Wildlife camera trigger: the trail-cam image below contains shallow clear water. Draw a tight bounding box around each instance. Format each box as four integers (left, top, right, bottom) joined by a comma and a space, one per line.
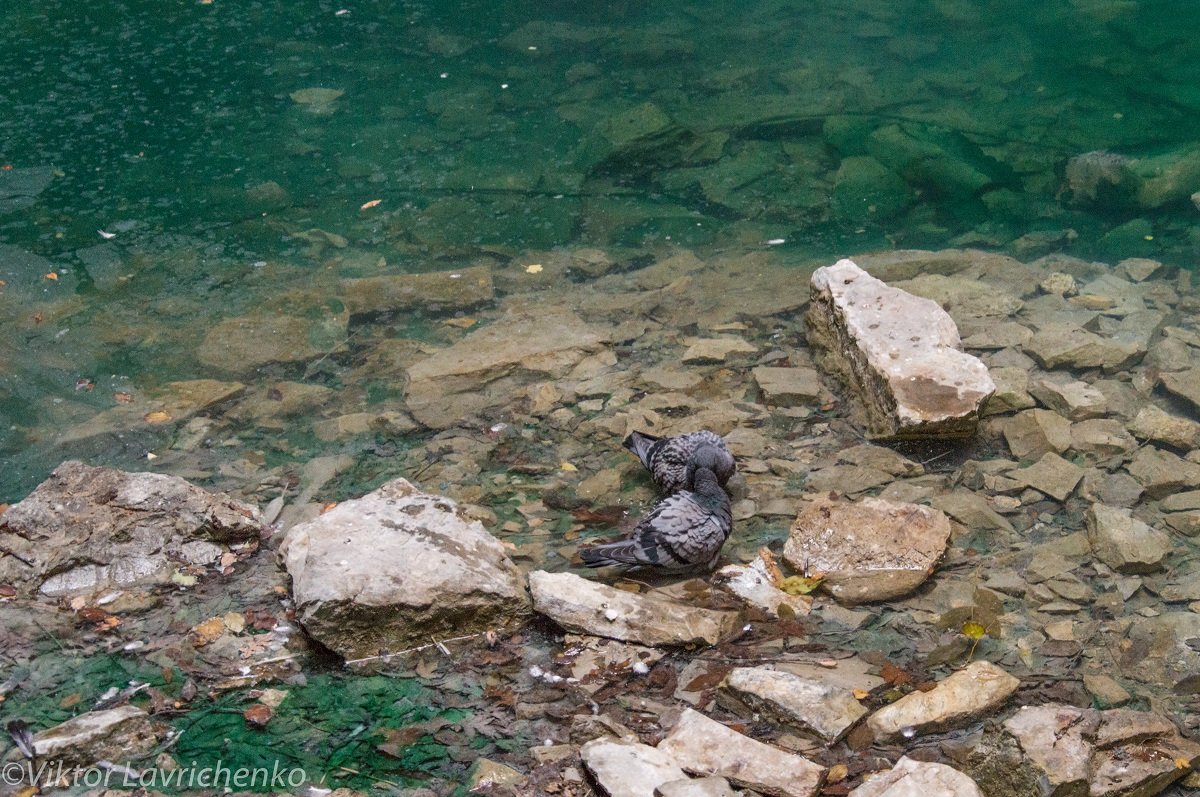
3, 1, 1200, 499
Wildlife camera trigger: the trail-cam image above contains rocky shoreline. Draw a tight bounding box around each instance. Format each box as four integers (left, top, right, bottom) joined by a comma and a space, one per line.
3, 246, 1200, 795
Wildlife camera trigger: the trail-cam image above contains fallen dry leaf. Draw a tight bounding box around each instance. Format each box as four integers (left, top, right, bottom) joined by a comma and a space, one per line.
880, 662, 912, 686
114, 391, 133, 403
757, 547, 784, 586
243, 703, 273, 727
524, 263, 543, 274
321, 501, 338, 513
192, 616, 227, 646
359, 199, 382, 210
45, 272, 58, 281
223, 611, 246, 634
143, 410, 172, 424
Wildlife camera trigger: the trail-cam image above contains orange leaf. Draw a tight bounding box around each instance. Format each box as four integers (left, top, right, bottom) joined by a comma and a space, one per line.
114, 391, 133, 403
360, 199, 382, 210
45, 272, 58, 281
243, 703, 273, 727
880, 663, 912, 686
321, 502, 338, 513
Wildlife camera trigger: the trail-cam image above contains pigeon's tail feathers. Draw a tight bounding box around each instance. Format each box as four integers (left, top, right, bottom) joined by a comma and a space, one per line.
622, 430, 661, 470
579, 540, 641, 568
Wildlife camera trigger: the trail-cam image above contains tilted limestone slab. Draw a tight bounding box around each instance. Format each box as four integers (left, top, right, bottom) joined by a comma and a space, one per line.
33, 705, 160, 768
658, 708, 826, 797
281, 478, 529, 663
528, 570, 739, 647
718, 666, 866, 743
783, 495, 951, 605
866, 660, 1019, 741
849, 756, 983, 797
580, 737, 687, 797
806, 259, 994, 440
404, 304, 610, 428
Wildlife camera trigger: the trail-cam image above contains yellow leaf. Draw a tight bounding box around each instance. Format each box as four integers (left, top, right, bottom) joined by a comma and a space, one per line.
559, 461, 577, 472
360, 199, 382, 210
827, 763, 849, 783
143, 410, 172, 424
778, 574, 823, 595
170, 570, 198, 587
524, 263, 543, 274
443, 316, 476, 329
962, 621, 987, 640
852, 688, 870, 700
1176, 757, 1192, 769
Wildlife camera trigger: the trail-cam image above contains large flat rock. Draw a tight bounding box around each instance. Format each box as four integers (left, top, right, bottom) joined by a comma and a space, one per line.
580, 738, 687, 797
32, 705, 160, 768
0, 461, 264, 598
866, 661, 1019, 741
806, 259, 994, 440
783, 496, 951, 605
405, 304, 610, 428
996, 704, 1200, 797
849, 756, 983, 797
338, 264, 494, 316
718, 666, 866, 743
281, 478, 529, 663
528, 570, 739, 647
658, 708, 826, 797
198, 309, 349, 373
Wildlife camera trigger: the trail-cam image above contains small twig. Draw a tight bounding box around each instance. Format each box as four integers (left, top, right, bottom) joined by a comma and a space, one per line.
303, 327, 365, 379
343, 632, 486, 667
215, 653, 302, 682
0, 545, 35, 567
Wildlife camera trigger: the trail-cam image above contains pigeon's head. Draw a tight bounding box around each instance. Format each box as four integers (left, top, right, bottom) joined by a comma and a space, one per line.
686, 443, 736, 488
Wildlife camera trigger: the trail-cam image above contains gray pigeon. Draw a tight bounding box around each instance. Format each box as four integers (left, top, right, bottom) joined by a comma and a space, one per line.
580, 444, 733, 571
623, 429, 736, 495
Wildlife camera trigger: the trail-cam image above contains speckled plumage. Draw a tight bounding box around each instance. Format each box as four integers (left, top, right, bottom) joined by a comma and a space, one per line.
623, 430, 736, 494
580, 446, 733, 571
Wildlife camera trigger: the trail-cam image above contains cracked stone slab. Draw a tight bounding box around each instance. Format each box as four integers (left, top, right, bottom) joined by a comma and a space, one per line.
806, 259, 994, 440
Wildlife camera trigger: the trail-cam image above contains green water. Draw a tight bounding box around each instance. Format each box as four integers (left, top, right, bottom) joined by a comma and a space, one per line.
1, 0, 1199, 495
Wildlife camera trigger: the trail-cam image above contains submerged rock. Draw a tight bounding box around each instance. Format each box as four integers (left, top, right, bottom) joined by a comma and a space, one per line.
404, 304, 609, 428
988, 704, 1200, 797
197, 309, 349, 373
0, 461, 263, 598
806, 258, 994, 440
338, 264, 494, 317
528, 570, 739, 647
1086, 503, 1172, 574
280, 477, 529, 663
866, 660, 1019, 742
658, 708, 826, 797
783, 495, 951, 605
